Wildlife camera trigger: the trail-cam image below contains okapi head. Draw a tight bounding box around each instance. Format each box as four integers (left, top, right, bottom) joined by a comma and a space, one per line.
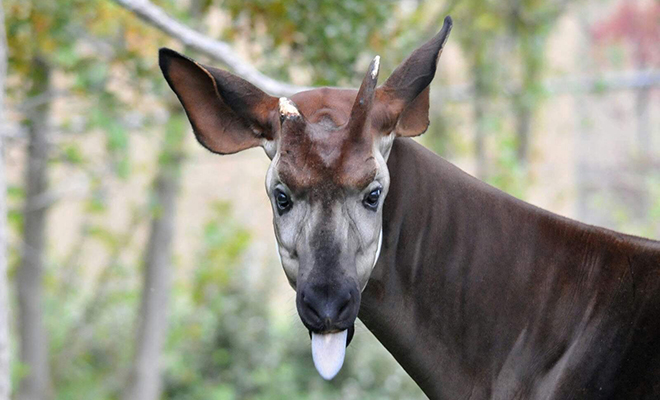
159, 16, 452, 380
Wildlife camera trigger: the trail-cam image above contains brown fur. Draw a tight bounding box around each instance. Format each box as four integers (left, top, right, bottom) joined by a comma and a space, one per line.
278, 88, 378, 192
160, 16, 660, 398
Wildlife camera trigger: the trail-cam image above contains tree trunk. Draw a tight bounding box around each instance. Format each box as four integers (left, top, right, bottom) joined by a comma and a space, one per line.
16, 56, 52, 400
0, 1, 11, 398
575, 16, 594, 223
513, 29, 543, 168
633, 84, 650, 219
474, 96, 487, 180
514, 102, 532, 165
473, 60, 488, 180
122, 112, 185, 400
635, 87, 650, 159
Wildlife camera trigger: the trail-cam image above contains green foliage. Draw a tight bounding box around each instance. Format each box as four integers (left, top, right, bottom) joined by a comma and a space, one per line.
61, 143, 86, 165
5, 0, 174, 188
589, 174, 660, 240
83, 176, 108, 214
219, 0, 394, 86
486, 128, 528, 199
6, 185, 23, 232
159, 113, 188, 168
191, 202, 251, 303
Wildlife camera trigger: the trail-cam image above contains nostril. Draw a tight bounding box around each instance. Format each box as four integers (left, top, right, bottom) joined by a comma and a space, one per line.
302, 293, 322, 320
299, 286, 358, 331
337, 294, 351, 315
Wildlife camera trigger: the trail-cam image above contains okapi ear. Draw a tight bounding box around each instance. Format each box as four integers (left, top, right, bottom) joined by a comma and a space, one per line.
376, 16, 452, 137
159, 48, 279, 155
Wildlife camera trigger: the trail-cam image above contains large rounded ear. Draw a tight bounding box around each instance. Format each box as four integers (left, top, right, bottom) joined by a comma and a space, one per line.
159, 48, 279, 155
375, 16, 452, 137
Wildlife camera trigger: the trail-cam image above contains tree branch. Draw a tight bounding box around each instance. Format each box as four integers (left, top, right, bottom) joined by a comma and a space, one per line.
111, 0, 311, 97
112, 0, 660, 105
0, 0, 11, 397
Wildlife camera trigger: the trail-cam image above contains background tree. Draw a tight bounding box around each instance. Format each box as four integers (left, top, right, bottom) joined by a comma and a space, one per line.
5, 1, 169, 398
589, 2, 660, 224
220, 0, 394, 86
592, 2, 660, 160
0, 0, 10, 398
121, 110, 185, 400
451, 0, 505, 180
15, 20, 53, 400
505, 0, 569, 167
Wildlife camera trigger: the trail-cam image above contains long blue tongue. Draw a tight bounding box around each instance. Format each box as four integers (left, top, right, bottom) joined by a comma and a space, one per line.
311, 330, 348, 380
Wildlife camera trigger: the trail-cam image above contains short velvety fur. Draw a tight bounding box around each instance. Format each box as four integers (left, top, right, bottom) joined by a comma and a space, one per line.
360, 138, 660, 399
159, 15, 660, 398
278, 89, 378, 192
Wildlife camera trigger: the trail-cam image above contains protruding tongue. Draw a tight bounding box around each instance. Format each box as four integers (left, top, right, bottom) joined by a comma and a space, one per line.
311, 330, 348, 380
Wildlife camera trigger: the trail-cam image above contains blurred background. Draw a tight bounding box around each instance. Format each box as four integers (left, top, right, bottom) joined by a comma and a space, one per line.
0, 0, 658, 399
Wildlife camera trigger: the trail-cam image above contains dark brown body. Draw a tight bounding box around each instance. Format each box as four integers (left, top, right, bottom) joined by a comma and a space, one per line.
159, 16, 660, 397
360, 138, 660, 399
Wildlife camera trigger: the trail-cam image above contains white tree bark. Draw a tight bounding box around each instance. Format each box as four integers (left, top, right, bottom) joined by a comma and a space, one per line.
16, 55, 52, 400
0, 1, 11, 398
111, 0, 311, 97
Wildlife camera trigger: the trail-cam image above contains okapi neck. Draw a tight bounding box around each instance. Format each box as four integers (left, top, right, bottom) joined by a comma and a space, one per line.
358, 137, 644, 398
359, 137, 493, 397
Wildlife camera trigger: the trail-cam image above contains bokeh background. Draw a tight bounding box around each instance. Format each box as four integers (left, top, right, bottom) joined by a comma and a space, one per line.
1, 0, 659, 399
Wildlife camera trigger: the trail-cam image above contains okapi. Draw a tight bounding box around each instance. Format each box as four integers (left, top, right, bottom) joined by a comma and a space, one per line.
159, 16, 660, 399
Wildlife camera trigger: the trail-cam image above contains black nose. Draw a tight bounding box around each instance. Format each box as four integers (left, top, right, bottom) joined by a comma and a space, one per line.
297, 283, 359, 332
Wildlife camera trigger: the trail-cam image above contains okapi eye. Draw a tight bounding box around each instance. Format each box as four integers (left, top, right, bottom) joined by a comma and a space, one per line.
274, 188, 292, 213
363, 188, 381, 210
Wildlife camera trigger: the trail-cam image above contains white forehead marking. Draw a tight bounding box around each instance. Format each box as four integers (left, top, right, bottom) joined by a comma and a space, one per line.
262, 138, 278, 159
279, 97, 300, 117
377, 132, 396, 160
371, 56, 380, 79
274, 240, 284, 267
372, 228, 383, 270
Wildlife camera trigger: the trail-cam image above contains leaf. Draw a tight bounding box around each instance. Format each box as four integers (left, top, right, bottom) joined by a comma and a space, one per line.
62, 144, 86, 165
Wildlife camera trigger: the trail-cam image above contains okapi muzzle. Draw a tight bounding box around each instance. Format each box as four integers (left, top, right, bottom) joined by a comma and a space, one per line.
159, 16, 453, 381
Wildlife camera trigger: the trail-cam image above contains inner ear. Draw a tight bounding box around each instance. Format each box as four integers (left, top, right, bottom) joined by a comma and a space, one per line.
159, 48, 278, 155
374, 16, 452, 138
394, 87, 430, 137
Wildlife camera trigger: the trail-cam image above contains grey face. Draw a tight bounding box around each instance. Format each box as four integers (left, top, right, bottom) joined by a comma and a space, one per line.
265, 132, 394, 334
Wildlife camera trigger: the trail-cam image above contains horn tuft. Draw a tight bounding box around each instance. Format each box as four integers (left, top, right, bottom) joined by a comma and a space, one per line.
345, 55, 381, 144
279, 97, 301, 121
371, 55, 380, 79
